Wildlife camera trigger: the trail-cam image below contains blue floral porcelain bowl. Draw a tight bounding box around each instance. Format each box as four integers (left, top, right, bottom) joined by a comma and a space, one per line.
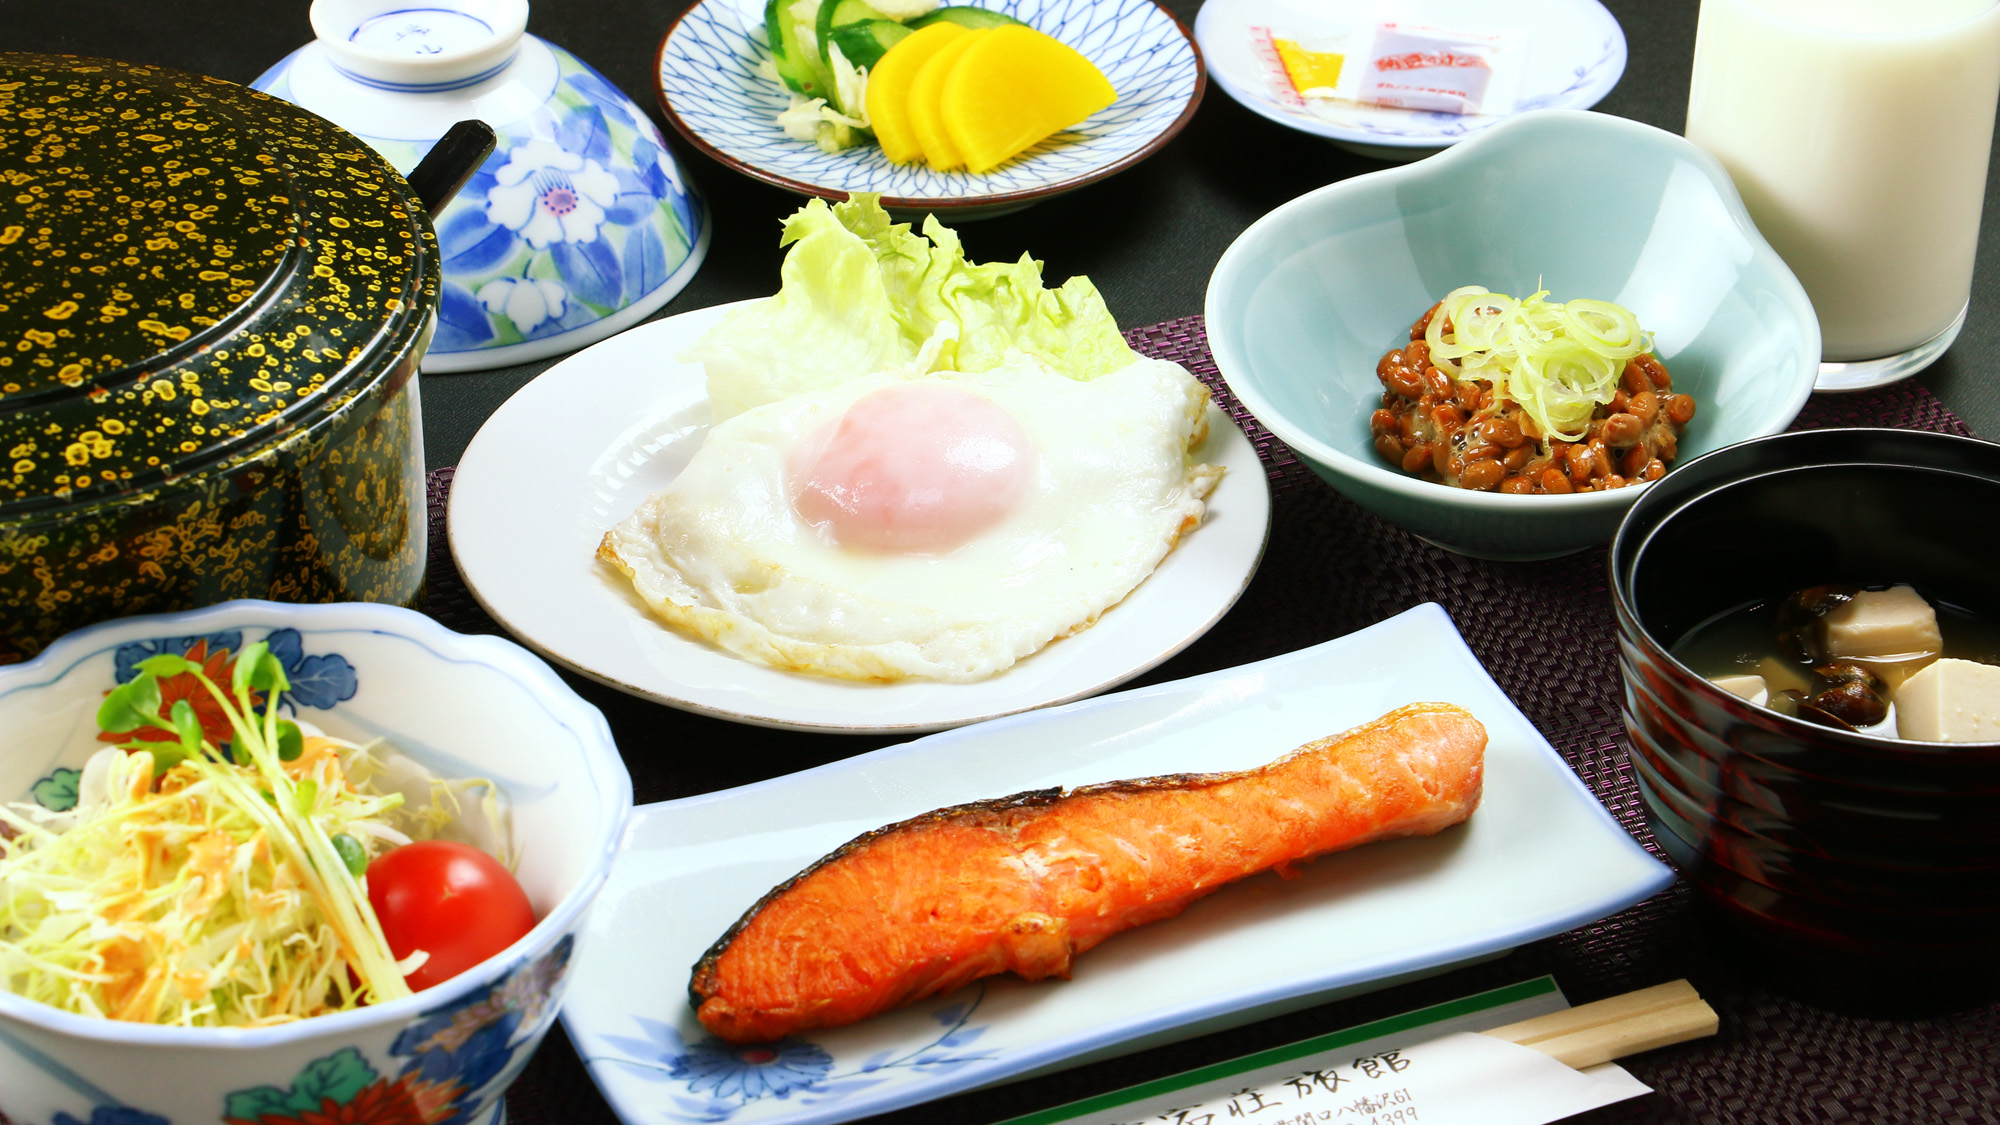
255, 0, 710, 372
1205, 109, 1820, 560
654, 0, 1203, 218
0, 601, 632, 1125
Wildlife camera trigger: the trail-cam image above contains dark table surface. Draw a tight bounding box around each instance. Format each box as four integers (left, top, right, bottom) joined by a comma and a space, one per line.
8, 0, 2000, 1122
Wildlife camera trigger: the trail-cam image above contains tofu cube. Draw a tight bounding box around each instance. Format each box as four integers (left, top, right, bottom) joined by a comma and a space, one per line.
1895, 658, 2000, 743
1753, 656, 1813, 696
1710, 674, 1769, 706
1821, 585, 1942, 662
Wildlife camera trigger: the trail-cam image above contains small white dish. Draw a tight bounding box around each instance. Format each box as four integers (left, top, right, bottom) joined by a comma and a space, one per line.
447, 302, 1270, 733
256, 0, 711, 372
1195, 0, 1626, 160
652, 0, 1203, 219
559, 603, 1673, 1125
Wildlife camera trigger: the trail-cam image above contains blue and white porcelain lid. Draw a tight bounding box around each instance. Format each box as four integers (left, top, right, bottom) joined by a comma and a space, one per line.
255, 0, 710, 373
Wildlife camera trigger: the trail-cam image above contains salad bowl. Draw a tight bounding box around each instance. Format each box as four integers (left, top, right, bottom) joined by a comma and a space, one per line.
653, 0, 1203, 218
0, 601, 633, 1125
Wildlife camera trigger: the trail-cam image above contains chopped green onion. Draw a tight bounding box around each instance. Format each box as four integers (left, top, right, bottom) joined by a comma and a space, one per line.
1421, 285, 1652, 443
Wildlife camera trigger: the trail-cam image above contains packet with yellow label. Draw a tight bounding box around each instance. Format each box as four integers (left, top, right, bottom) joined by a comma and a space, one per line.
1256, 10, 1524, 117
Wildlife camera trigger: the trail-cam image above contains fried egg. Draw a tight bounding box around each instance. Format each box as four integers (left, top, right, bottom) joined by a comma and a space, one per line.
598, 353, 1222, 682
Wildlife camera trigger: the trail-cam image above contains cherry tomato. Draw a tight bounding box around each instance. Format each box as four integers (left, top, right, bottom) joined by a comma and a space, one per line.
366, 840, 536, 992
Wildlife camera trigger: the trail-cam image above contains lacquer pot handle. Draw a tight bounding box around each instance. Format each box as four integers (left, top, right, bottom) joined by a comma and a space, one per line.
408, 118, 499, 217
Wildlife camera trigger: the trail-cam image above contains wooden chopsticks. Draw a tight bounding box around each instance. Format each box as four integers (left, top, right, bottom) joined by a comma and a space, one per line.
1479, 979, 1719, 1070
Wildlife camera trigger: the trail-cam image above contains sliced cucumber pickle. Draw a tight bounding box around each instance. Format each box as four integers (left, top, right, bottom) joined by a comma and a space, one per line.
768, 0, 837, 101
818, 0, 891, 45
765, 0, 809, 93
829, 19, 914, 69
907, 6, 1027, 31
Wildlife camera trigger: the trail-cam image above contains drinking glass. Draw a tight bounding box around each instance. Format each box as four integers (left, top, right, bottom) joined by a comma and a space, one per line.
1685, 0, 2000, 390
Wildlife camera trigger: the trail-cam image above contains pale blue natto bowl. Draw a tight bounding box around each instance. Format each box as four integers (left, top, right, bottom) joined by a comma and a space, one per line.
1205, 109, 1820, 560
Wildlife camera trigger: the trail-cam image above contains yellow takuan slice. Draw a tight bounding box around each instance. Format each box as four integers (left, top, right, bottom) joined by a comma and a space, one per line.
941, 25, 1116, 174
908, 29, 987, 171
866, 22, 971, 165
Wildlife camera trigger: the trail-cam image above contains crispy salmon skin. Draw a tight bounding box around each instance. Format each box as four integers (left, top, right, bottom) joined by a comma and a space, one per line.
689, 702, 1486, 1043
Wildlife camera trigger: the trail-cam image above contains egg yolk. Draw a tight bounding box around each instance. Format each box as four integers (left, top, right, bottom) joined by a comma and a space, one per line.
788, 383, 1037, 553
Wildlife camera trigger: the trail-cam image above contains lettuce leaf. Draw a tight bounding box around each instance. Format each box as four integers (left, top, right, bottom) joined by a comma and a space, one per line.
685, 194, 1136, 419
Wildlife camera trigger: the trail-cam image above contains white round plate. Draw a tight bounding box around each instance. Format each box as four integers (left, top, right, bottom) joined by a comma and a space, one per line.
652, 0, 1204, 217
1195, 0, 1625, 158
447, 302, 1271, 734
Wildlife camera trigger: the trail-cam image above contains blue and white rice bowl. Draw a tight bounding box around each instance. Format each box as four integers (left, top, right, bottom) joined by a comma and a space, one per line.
0, 600, 632, 1125
256, 7, 711, 373
653, 0, 1204, 218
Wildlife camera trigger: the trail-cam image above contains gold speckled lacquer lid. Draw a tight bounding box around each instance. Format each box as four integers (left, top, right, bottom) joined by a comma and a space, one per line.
0, 54, 438, 517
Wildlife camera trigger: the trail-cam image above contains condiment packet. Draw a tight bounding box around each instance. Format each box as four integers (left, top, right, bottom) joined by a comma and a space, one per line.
1252, 23, 1360, 107
1270, 31, 1357, 99
1360, 23, 1524, 115
1253, 9, 1526, 117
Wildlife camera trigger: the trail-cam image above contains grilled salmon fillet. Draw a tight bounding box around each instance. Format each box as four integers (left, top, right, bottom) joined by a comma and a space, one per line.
690, 702, 1486, 1043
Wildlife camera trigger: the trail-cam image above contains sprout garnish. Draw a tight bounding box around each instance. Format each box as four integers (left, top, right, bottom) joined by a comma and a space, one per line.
0, 642, 416, 1024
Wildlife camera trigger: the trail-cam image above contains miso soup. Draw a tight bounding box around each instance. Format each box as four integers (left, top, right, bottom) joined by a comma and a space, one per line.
1673, 584, 2000, 739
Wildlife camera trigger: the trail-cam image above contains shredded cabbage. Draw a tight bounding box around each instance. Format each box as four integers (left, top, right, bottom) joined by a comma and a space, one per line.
767, 0, 873, 153
1423, 286, 1652, 442
0, 645, 505, 1027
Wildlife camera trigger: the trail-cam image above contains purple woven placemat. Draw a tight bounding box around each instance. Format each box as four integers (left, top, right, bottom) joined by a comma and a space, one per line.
433, 317, 2000, 1125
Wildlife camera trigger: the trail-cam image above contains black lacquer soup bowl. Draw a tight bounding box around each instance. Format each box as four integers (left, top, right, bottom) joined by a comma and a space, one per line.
1610, 428, 2000, 997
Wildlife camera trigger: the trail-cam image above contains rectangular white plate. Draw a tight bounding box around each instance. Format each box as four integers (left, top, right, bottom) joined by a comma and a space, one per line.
559, 603, 1672, 1125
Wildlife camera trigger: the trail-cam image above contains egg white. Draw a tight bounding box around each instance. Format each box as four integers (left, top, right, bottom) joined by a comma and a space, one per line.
598, 353, 1222, 682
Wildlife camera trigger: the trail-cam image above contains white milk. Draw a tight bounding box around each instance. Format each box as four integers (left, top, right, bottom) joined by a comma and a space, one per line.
1685, 0, 2000, 360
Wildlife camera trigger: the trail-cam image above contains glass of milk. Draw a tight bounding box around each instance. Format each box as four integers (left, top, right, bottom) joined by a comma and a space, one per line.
1685, 0, 2000, 391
